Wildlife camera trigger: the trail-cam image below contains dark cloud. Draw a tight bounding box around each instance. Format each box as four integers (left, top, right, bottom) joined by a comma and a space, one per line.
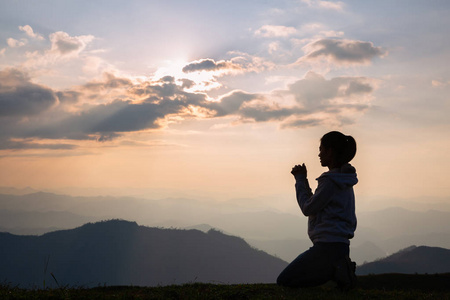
21, 100, 165, 140
288, 71, 373, 108
344, 80, 373, 95
0, 67, 376, 150
97, 133, 121, 142
55, 39, 79, 54
280, 118, 322, 129
160, 76, 175, 83
0, 140, 77, 150
126, 78, 186, 99
81, 73, 191, 102
182, 59, 240, 73
239, 105, 301, 122
303, 38, 385, 64
0, 70, 192, 147
83, 73, 133, 91
225, 72, 375, 128
89, 100, 176, 133
56, 91, 81, 104
180, 79, 195, 89
0, 68, 57, 117
2, 76, 212, 144
209, 91, 258, 117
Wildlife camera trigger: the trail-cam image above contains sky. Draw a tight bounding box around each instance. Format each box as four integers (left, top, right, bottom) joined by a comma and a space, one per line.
1, 0, 449, 211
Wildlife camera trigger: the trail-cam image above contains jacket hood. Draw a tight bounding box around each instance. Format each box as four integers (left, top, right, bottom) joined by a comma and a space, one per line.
318, 163, 358, 189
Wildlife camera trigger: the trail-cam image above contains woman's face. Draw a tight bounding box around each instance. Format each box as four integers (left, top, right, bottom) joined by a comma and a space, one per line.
318, 145, 334, 168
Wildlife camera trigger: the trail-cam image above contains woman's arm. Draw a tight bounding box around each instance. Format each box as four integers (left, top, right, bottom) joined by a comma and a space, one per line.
295, 175, 335, 216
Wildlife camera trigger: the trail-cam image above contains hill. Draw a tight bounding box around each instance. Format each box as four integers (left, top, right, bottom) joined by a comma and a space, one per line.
356, 245, 450, 275
0, 220, 287, 288
2, 274, 450, 299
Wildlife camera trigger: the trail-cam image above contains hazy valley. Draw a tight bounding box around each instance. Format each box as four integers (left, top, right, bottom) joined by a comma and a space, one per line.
2, 189, 450, 266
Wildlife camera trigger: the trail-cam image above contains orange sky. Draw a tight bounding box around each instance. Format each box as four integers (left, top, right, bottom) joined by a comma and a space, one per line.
1, 1, 450, 211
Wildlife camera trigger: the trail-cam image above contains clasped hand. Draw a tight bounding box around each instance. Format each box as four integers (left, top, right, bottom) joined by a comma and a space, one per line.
291, 163, 307, 177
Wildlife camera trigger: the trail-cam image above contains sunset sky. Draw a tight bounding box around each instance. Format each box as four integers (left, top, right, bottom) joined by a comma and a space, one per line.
1, 0, 449, 211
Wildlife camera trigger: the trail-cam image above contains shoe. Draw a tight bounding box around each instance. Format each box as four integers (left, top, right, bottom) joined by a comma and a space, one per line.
333, 256, 357, 291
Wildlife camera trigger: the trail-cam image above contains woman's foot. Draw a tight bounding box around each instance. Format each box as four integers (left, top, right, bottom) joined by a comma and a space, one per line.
333, 256, 357, 291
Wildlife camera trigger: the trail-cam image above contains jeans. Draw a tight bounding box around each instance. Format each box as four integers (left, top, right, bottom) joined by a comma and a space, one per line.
277, 242, 349, 288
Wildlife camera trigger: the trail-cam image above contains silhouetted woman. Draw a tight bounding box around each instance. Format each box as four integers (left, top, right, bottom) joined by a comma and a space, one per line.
277, 131, 358, 290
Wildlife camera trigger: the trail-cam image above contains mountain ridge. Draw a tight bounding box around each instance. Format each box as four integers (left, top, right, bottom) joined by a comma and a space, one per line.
2, 191, 450, 265
356, 245, 450, 275
0, 219, 287, 288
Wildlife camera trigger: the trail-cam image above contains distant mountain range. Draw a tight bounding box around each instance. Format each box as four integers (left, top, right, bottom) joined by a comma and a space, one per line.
0, 220, 287, 288
357, 245, 450, 275
0, 192, 307, 240
2, 191, 450, 265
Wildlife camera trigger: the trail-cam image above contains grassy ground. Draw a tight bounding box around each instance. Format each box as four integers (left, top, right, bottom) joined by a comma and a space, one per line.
1, 274, 450, 300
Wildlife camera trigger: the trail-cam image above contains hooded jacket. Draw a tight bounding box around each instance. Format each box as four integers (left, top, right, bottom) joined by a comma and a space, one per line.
294, 164, 358, 244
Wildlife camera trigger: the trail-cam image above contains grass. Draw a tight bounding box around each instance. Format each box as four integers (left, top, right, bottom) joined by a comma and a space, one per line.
1, 274, 450, 300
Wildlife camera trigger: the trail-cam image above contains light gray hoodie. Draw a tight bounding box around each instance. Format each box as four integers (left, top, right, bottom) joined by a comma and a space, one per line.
294, 164, 358, 244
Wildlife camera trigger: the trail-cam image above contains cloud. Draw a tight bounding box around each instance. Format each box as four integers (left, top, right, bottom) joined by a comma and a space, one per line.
288, 71, 373, 107
180, 79, 195, 89
20, 92, 210, 142
276, 71, 373, 127
201, 90, 303, 124
0, 66, 376, 150
202, 71, 374, 127
301, 0, 345, 11
7, 38, 27, 48
182, 58, 242, 73
209, 91, 259, 117
18, 31, 97, 71
316, 0, 344, 11
254, 25, 297, 38
239, 104, 302, 123
210, 72, 374, 128
82, 56, 114, 75
56, 90, 82, 104
0, 140, 77, 150
83, 72, 133, 92
300, 38, 386, 65
49, 31, 94, 57
0, 68, 57, 117
0, 48, 5, 56
319, 30, 344, 38
0, 70, 214, 145
431, 80, 449, 87
19, 25, 44, 40
268, 42, 280, 54
280, 118, 322, 129
182, 53, 273, 77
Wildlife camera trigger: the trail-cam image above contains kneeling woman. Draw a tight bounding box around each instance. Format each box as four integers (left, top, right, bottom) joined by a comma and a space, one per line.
277, 131, 358, 290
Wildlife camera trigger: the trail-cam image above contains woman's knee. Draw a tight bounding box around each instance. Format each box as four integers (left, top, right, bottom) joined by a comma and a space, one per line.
277, 269, 300, 287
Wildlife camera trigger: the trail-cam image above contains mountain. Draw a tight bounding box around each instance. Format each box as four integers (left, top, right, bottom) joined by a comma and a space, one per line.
245, 238, 387, 265
246, 238, 312, 262
351, 241, 386, 265
3, 191, 450, 265
0, 186, 38, 195
357, 207, 450, 239
0, 192, 307, 240
356, 246, 450, 275
0, 220, 287, 288
0, 209, 97, 235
